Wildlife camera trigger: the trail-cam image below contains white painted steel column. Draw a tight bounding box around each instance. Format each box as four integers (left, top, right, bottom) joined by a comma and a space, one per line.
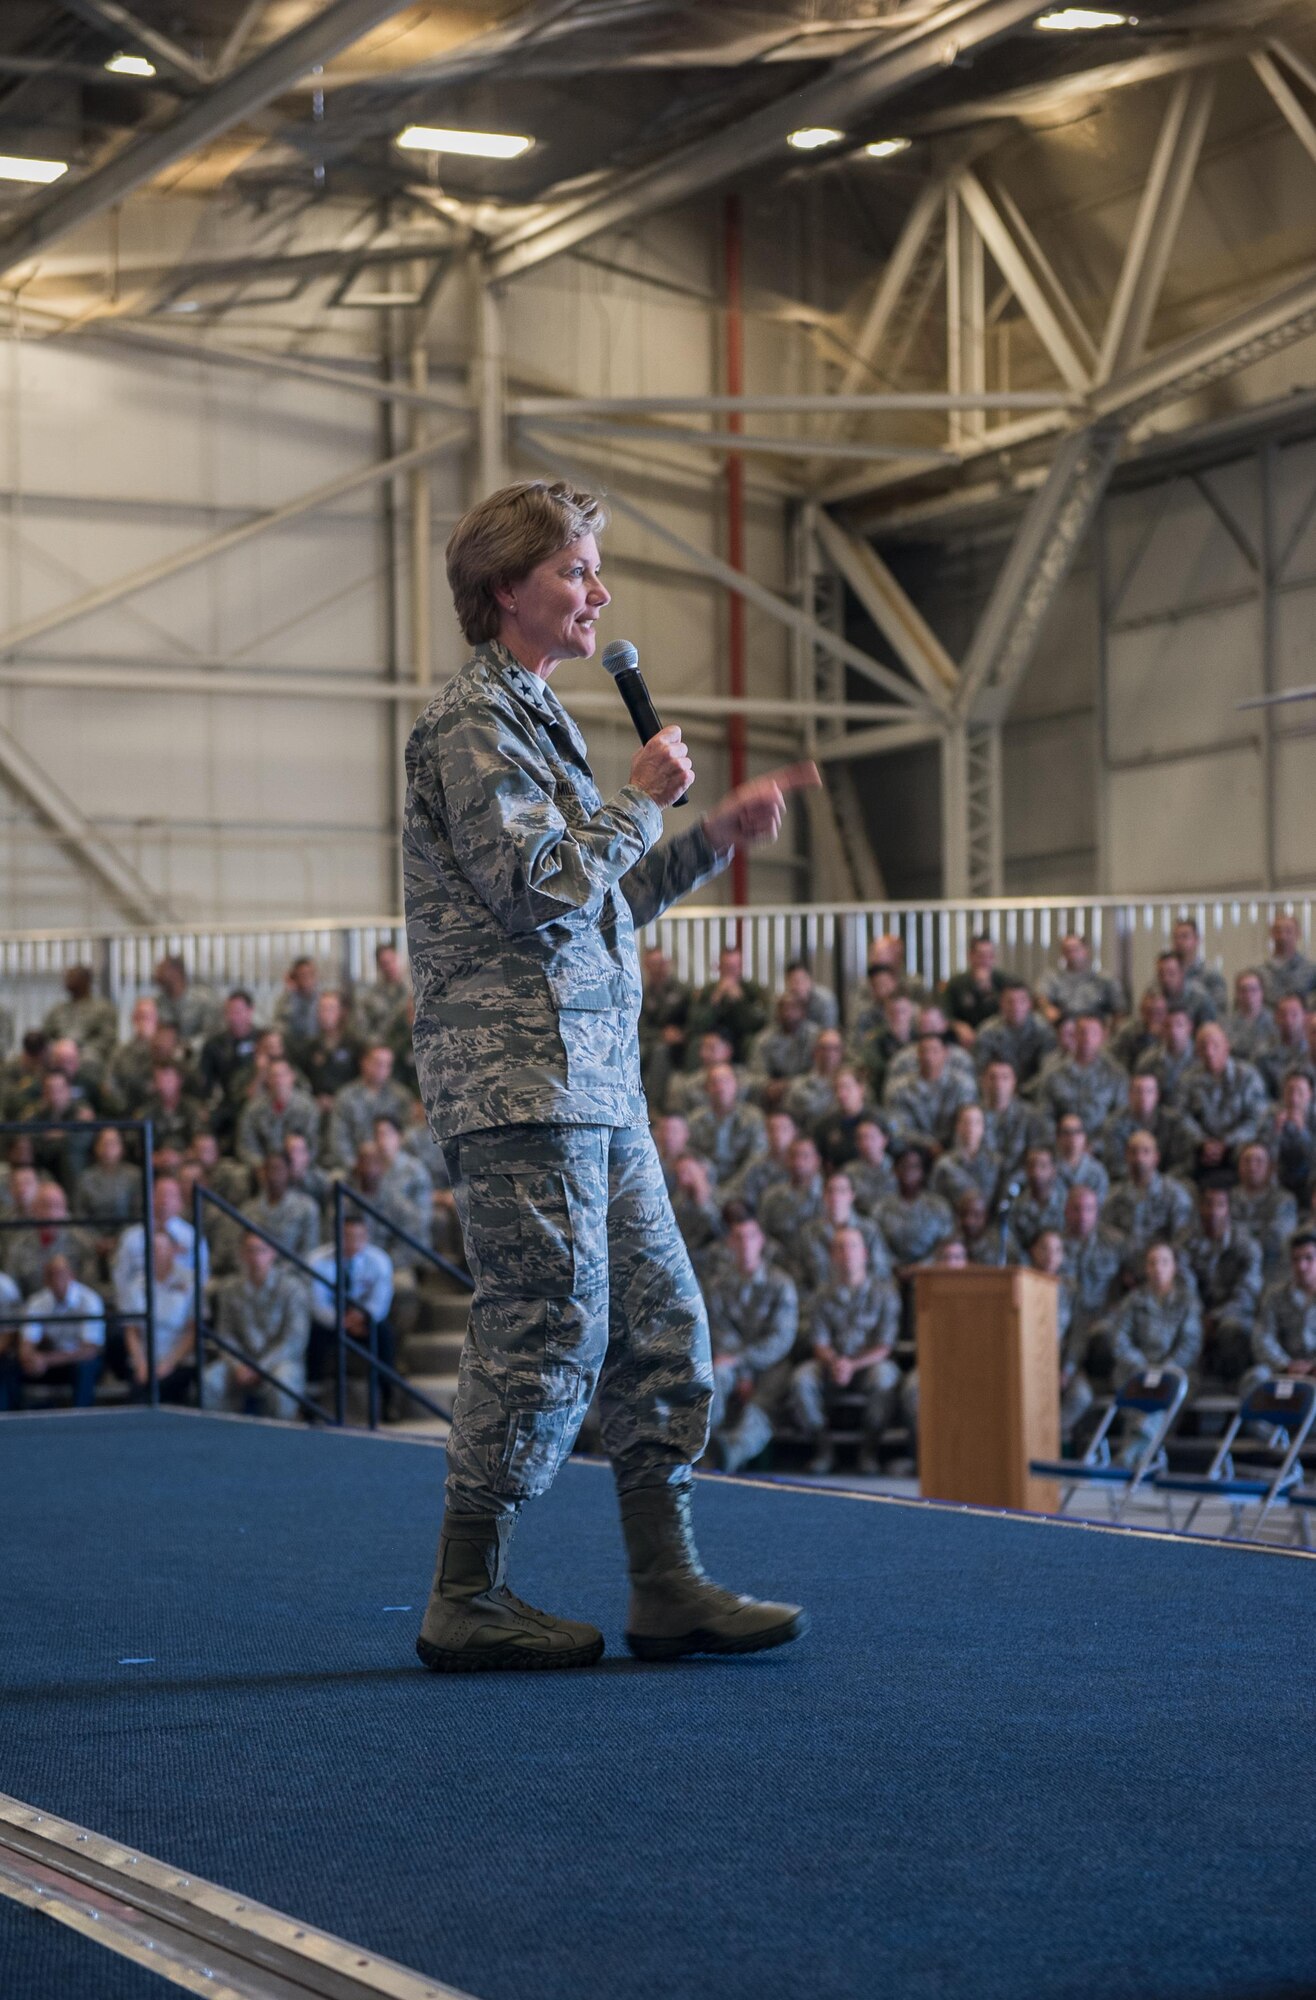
410, 342, 433, 688
472, 271, 507, 500
941, 723, 969, 900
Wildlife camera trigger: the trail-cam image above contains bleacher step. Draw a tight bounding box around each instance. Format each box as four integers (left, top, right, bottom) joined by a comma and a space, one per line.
395, 1372, 457, 1434
414, 1294, 471, 1336
406, 1331, 466, 1374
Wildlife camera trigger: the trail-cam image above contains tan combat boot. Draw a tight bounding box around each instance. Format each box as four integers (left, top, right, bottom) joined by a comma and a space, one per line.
619, 1484, 808, 1662
416, 1510, 604, 1672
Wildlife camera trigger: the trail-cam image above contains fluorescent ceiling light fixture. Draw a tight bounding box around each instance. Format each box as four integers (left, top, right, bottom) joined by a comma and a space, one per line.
396, 125, 533, 159
1034, 8, 1134, 27
865, 137, 911, 158
0, 154, 67, 184
106, 51, 156, 75
787, 126, 845, 150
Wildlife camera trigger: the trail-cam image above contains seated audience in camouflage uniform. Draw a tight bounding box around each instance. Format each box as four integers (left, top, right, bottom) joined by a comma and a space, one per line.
791, 1225, 903, 1475
703, 1210, 798, 1475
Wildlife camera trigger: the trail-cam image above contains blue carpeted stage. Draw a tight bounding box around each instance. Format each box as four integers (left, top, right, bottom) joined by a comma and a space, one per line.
3, 1408, 1316, 2000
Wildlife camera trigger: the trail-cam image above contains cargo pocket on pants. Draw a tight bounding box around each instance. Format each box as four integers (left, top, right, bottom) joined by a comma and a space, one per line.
498, 1353, 595, 1497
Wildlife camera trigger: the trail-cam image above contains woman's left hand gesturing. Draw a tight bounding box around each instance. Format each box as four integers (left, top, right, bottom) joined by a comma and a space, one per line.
703, 762, 820, 856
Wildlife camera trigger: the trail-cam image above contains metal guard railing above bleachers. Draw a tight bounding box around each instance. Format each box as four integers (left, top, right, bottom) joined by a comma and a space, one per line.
4, 893, 1316, 1040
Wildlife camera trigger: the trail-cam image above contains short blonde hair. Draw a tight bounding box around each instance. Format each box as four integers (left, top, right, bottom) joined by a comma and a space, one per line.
445, 480, 609, 644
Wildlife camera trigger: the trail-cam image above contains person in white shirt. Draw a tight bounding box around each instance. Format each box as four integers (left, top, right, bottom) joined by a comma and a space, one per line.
22, 1253, 105, 1405
308, 1215, 397, 1415
123, 1229, 196, 1403
0, 1266, 24, 1409
113, 1174, 208, 1317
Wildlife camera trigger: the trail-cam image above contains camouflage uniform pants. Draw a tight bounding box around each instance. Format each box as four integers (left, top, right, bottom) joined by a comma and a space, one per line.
441, 1123, 713, 1516
791, 1356, 902, 1440
710, 1357, 790, 1473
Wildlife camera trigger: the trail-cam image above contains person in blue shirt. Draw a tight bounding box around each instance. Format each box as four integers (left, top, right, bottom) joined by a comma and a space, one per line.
308, 1215, 396, 1415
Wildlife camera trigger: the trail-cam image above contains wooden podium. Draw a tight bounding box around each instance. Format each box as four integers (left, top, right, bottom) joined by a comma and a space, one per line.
913, 1266, 1060, 1513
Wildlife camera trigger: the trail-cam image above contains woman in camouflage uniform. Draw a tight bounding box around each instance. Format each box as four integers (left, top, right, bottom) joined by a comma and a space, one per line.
404, 479, 816, 1671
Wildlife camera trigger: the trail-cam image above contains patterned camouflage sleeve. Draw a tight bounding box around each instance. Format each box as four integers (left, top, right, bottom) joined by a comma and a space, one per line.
741, 1274, 799, 1373
622, 821, 731, 930
435, 695, 664, 935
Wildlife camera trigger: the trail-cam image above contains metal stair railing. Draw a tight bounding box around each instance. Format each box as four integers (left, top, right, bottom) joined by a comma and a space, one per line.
190, 1181, 463, 1430
332, 1179, 472, 1426
0, 1115, 159, 1405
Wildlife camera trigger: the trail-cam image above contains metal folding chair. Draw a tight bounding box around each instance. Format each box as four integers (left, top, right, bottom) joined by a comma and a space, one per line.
1030, 1365, 1189, 1522
1153, 1375, 1316, 1538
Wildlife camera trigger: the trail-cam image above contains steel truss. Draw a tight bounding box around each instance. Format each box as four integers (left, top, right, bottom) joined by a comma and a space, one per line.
0, 6, 1314, 915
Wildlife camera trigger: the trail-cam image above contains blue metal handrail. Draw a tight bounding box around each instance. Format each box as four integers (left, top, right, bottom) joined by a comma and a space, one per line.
190, 1180, 456, 1429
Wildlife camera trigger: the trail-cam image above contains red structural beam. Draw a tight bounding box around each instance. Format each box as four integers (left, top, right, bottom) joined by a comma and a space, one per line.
723, 193, 749, 909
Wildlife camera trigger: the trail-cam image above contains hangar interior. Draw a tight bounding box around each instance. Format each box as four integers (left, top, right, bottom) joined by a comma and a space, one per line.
9, 14, 1316, 1998
2, 0, 1316, 933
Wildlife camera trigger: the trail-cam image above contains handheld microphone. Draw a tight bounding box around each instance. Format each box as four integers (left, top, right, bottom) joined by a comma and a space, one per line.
601, 638, 688, 807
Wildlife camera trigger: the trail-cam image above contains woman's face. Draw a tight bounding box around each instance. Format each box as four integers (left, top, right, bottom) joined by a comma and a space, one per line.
501, 533, 610, 670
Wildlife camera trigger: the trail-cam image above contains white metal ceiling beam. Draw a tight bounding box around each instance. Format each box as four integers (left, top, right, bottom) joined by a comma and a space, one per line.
813, 719, 946, 762
0, 0, 419, 280
946, 187, 986, 448
834, 180, 948, 405
58, 319, 468, 417
902, 34, 1250, 137
1096, 72, 1215, 383
0, 720, 173, 924
518, 416, 953, 466
834, 227, 1316, 519
1266, 39, 1316, 105
805, 177, 948, 479
814, 512, 958, 711
979, 173, 1098, 375
953, 171, 1091, 392
0, 421, 468, 658
511, 392, 1074, 416
1093, 259, 1316, 424
955, 421, 1124, 721
216, 0, 272, 76
0, 657, 903, 724
1251, 47, 1316, 171
486, 0, 1046, 282
520, 439, 935, 710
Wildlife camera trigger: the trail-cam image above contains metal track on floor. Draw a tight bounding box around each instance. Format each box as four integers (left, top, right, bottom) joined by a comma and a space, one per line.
0, 1794, 475, 2000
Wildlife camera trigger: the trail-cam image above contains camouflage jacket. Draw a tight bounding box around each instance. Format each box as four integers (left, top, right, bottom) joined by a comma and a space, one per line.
1180, 1225, 1263, 1327
1230, 1184, 1299, 1276
847, 1157, 897, 1215
884, 1068, 978, 1148
793, 1212, 893, 1293
875, 1189, 954, 1266
704, 1263, 799, 1373
403, 642, 727, 1139
1036, 1056, 1126, 1138
748, 1019, 819, 1080
215, 1266, 310, 1371
759, 1174, 825, 1244
1177, 1058, 1268, 1149
1008, 1184, 1067, 1251
1101, 1172, 1195, 1261
973, 1011, 1055, 1085
1252, 1280, 1316, 1371
1110, 1277, 1202, 1375
982, 1098, 1035, 1181
930, 1145, 1001, 1211
805, 1274, 901, 1359
686, 1102, 768, 1189
1060, 1227, 1122, 1329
